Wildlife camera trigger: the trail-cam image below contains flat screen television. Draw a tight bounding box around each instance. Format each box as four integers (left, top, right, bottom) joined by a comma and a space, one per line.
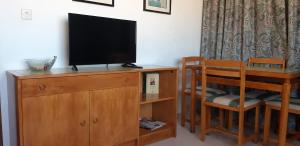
68, 13, 137, 69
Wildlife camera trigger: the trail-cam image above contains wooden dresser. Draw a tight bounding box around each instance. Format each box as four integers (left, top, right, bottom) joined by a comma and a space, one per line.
8, 66, 177, 146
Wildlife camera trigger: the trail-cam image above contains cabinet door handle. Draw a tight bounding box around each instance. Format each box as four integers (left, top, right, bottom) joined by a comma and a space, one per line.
80, 120, 86, 127
93, 118, 98, 124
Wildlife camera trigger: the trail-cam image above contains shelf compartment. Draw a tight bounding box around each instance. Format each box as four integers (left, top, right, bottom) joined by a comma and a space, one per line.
139, 125, 173, 146
141, 70, 177, 101
139, 69, 177, 146
140, 97, 175, 105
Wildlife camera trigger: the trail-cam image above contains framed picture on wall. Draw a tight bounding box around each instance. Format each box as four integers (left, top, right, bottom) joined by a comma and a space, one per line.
143, 0, 172, 15
73, 0, 114, 7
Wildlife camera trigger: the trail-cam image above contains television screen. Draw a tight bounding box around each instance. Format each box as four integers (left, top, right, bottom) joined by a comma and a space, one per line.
68, 13, 136, 65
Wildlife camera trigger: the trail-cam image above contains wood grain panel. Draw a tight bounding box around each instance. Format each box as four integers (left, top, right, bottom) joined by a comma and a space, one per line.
22, 92, 90, 146
116, 140, 137, 146
21, 72, 138, 97
158, 70, 177, 98
152, 101, 177, 136
139, 126, 172, 146
206, 60, 243, 67
91, 87, 139, 146
140, 104, 152, 119
207, 69, 240, 77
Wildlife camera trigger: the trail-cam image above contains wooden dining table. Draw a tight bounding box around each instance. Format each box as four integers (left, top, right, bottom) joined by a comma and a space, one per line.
186, 65, 300, 146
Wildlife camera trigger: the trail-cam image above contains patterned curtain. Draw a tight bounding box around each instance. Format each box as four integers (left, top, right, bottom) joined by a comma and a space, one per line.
288, 0, 300, 68
200, 0, 300, 69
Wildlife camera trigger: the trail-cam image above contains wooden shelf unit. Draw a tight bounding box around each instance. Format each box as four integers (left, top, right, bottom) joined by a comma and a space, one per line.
139, 69, 178, 146
8, 66, 177, 146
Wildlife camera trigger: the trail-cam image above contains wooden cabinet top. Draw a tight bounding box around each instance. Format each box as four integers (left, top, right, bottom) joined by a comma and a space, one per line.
8, 65, 178, 79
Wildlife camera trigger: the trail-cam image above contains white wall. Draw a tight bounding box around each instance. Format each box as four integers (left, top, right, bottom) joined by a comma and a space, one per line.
0, 0, 203, 146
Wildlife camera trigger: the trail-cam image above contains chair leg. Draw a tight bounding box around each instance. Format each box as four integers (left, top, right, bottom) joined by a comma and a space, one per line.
190, 95, 196, 133
254, 106, 260, 143
263, 105, 272, 146
219, 109, 224, 127
228, 111, 233, 130
207, 106, 211, 129
200, 103, 207, 141
238, 111, 245, 146
181, 94, 186, 127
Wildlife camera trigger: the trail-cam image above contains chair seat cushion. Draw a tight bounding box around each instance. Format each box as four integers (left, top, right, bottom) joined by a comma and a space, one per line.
206, 94, 260, 108
245, 91, 279, 100
265, 97, 300, 110
184, 86, 227, 96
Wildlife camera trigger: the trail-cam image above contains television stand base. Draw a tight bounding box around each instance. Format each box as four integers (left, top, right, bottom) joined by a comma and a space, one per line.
121, 63, 143, 69
72, 65, 79, 71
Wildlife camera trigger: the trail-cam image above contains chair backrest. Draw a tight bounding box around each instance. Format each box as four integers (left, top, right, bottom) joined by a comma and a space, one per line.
181, 56, 204, 90
182, 56, 203, 66
248, 57, 285, 69
201, 59, 246, 109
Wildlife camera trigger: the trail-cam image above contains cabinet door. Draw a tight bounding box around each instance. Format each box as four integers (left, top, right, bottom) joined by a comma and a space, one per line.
22, 92, 90, 146
91, 87, 139, 146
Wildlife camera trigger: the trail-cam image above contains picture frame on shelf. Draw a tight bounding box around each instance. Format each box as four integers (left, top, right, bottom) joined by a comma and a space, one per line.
73, 0, 114, 7
143, 0, 171, 15
144, 73, 160, 100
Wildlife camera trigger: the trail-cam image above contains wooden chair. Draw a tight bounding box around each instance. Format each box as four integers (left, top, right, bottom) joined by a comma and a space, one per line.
263, 97, 300, 146
226, 57, 286, 130
181, 56, 226, 132
181, 56, 203, 128
247, 57, 300, 146
260, 56, 300, 146
200, 59, 261, 146
248, 57, 285, 69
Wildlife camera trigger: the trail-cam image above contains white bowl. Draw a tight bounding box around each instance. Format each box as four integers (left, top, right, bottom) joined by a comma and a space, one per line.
25, 56, 57, 71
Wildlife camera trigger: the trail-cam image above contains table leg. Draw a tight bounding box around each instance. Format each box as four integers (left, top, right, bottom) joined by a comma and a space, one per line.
278, 79, 291, 146
190, 69, 196, 133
